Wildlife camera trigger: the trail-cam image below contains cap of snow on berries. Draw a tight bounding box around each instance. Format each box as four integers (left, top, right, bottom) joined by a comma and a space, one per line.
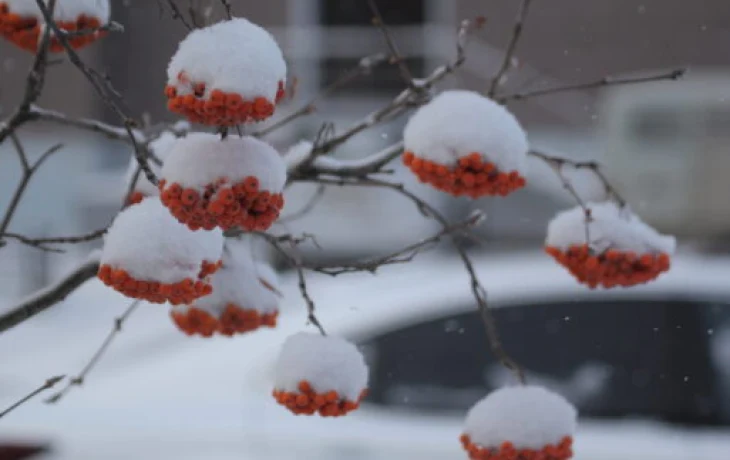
165, 17, 287, 126
402, 90, 528, 198
97, 198, 224, 305
159, 133, 286, 232
273, 333, 369, 417
461, 385, 577, 460
170, 240, 281, 337
1, 0, 110, 53
125, 132, 177, 206
545, 201, 675, 288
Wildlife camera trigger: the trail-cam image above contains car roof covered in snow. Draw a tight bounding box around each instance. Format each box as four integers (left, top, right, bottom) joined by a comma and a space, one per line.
1, 249, 729, 457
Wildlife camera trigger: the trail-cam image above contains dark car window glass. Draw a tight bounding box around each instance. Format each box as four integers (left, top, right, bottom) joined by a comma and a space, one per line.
360, 300, 730, 426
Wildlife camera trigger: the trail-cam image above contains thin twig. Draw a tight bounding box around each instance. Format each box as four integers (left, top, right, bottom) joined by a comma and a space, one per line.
308, 212, 484, 276
2, 227, 108, 251
367, 0, 414, 86
164, 0, 193, 30
46, 300, 141, 404
0, 376, 64, 419
297, 175, 525, 383
488, 0, 534, 97
254, 53, 389, 137
219, 0, 233, 19
263, 236, 327, 335
529, 149, 626, 206
0, 143, 63, 236
498, 68, 687, 103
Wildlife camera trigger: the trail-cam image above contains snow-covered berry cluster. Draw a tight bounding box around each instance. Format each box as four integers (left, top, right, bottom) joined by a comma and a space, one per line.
402, 90, 528, 198
165, 18, 286, 126
545, 202, 675, 288
98, 198, 224, 305
0, 0, 109, 52
273, 333, 369, 417
158, 133, 286, 232
170, 240, 281, 337
461, 386, 577, 460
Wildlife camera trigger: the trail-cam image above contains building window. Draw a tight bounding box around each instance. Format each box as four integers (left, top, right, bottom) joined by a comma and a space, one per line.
317, 0, 427, 95
320, 0, 425, 26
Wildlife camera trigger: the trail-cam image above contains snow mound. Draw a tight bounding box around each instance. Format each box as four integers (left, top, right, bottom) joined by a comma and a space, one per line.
161, 133, 286, 193
125, 131, 178, 199
274, 332, 368, 401
464, 385, 577, 450
403, 90, 528, 174
4, 0, 110, 22
546, 201, 676, 254
191, 240, 280, 317
166, 17, 286, 103
101, 198, 223, 284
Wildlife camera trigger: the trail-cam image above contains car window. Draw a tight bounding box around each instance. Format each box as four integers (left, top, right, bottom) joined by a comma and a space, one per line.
359, 299, 730, 426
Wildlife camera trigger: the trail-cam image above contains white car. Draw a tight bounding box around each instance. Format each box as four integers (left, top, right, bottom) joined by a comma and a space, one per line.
1, 251, 729, 459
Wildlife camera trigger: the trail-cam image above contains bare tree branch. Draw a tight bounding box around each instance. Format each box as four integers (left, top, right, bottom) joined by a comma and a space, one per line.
46, 300, 141, 404
488, 0, 534, 97
0, 257, 100, 335
28, 105, 141, 143
34, 0, 158, 186
498, 68, 686, 103
0, 375, 64, 419
304, 17, 484, 161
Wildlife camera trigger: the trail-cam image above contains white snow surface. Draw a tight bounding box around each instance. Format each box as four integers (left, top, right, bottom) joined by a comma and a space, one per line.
188, 240, 280, 316
5, 0, 110, 22
166, 17, 286, 101
283, 140, 314, 172
100, 198, 224, 284
161, 133, 287, 193
403, 90, 528, 173
546, 201, 677, 254
125, 132, 177, 197
274, 332, 368, 401
464, 385, 577, 450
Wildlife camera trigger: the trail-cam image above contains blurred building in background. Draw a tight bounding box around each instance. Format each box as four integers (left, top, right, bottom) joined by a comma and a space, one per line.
2, 0, 730, 289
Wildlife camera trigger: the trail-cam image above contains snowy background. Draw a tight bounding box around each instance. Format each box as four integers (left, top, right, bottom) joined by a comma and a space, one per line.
1, 0, 730, 458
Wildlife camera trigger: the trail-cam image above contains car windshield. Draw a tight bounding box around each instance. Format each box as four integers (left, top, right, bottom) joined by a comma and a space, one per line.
360, 298, 730, 426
